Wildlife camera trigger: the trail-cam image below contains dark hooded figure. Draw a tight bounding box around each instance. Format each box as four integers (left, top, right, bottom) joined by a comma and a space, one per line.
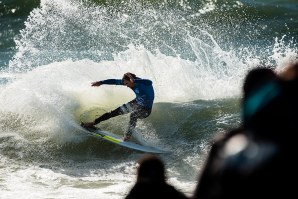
125, 155, 188, 199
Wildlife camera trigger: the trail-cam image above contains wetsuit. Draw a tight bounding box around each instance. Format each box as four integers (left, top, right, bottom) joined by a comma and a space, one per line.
93, 78, 154, 137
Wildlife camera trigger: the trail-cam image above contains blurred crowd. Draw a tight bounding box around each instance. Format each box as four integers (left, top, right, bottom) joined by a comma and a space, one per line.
124, 60, 298, 199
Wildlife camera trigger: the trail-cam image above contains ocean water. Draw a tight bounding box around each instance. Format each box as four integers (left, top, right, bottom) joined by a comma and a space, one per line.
0, 0, 297, 198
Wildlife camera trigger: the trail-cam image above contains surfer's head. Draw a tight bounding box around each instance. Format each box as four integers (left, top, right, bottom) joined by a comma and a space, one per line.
122, 72, 136, 88
136, 154, 166, 183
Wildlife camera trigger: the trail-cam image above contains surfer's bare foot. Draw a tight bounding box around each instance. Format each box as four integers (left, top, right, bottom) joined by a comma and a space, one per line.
82, 122, 95, 128
123, 135, 131, 141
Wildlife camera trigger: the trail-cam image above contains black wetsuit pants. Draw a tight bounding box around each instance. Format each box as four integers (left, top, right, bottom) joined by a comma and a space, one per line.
94, 100, 151, 136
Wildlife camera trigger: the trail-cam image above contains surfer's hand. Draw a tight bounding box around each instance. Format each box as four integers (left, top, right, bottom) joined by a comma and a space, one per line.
91, 81, 102, 86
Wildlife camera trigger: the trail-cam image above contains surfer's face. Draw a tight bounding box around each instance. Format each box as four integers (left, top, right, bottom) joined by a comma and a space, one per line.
123, 79, 134, 88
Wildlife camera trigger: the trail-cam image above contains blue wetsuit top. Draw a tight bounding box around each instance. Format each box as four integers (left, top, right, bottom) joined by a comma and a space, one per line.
100, 78, 155, 110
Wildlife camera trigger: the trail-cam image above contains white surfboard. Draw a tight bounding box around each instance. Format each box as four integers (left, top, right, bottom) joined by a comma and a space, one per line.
83, 127, 170, 154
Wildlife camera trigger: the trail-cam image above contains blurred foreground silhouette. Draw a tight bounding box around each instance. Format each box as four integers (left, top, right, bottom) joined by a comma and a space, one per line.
192, 61, 298, 199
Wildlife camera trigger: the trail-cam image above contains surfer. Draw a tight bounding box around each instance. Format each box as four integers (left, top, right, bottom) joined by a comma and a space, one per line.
82, 72, 155, 141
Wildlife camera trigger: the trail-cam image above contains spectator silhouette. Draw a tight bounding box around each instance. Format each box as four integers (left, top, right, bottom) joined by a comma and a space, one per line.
192, 63, 298, 199
125, 154, 188, 199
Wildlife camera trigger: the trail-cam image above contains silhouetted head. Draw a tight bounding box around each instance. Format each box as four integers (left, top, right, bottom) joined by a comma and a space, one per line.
243, 67, 278, 100
242, 64, 298, 144
241, 67, 284, 141
242, 67, 280, 124
137, 154, 166, 183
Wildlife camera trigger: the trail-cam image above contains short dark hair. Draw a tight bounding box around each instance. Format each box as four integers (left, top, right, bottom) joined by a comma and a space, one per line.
122, 72, 136, 81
